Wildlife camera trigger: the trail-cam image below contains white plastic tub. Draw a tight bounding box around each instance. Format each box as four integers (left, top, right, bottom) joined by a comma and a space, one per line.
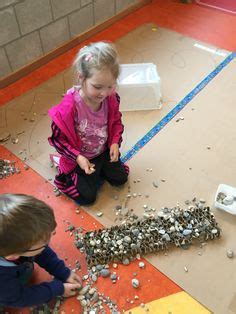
117, 63, 162, 111
214, 183, 236, 215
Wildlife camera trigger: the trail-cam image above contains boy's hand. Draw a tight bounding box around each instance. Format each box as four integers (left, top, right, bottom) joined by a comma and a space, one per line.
110, 143, 119, 162
66, 272, 82, 285
76, 155, 95, 175
63, 283, 81, 297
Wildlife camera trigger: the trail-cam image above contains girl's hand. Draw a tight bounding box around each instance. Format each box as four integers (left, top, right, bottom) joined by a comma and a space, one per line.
63, 282, 82, 297
110, 143, 119, 162
76, 155, 95, 174
66, 272, 82, 285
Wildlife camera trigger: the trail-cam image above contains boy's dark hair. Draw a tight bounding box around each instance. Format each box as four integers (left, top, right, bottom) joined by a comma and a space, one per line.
0, 194, 57, 256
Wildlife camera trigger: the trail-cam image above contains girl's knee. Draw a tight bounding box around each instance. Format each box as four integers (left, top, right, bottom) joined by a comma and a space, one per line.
78, 191, 97, 205
112, 173, 128, 186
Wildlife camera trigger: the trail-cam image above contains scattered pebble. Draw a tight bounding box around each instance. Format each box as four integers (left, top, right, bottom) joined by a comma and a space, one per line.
131, 278, 140, 288
152, 181, 158, 188
24, 164, 29, 170
226, 249, 234, 258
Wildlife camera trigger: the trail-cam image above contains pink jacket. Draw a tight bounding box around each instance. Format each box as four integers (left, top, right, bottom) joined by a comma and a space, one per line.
48, 90, 124, 174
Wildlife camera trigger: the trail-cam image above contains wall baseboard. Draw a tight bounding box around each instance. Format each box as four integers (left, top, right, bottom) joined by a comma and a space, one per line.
0, 0, 151, 89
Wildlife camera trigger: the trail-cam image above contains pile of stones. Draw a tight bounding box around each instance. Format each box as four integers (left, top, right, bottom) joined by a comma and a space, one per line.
0, 159, 19, 179
83, 202, 220, 267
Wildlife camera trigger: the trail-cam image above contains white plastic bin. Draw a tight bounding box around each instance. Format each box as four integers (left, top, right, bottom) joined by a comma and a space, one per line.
214, 183, 236, 215
117, 63, 162, 112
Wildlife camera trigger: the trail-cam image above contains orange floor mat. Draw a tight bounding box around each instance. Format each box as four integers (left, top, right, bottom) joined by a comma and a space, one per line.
1, 0, 236, 107
0, 145, 182, 313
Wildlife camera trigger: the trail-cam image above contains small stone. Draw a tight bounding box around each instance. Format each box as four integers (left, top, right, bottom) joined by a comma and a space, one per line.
124, 236, 131, 243
66, 225, 75, 232
183, 229, 192, 236
100, 269, 110, 278
138, 262, 145, 269
96, 264, 103, 271
24, 164, 29, 170
152, 181, 158, 188
184, 266, 188, 272
122, 258, 130, 265
110, 273, 117, 281
96, 212, 103, 217
54, 190, 61, 197
226, 249, 234, 258
199, 198, 206, 203
91, 274, 97, 282
80, 299, 87, 307
131, 278, 140, 288
11, 138, 19, 144
223, 195, 234, 205
79, 285, 90, 295
75, 240, 83, 248
89, 288, 96, 295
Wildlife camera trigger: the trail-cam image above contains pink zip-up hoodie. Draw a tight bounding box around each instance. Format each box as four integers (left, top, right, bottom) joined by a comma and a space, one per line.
48, 90, 124, 174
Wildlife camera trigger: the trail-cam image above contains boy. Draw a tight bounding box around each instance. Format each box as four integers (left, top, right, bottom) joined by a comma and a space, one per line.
0, 194, 81, 308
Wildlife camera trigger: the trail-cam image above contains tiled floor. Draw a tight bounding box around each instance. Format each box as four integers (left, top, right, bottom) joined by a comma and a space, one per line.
1, 0, 236, 313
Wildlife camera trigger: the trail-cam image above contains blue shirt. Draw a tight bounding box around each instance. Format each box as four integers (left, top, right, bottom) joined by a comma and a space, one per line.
0, 246, 70, 308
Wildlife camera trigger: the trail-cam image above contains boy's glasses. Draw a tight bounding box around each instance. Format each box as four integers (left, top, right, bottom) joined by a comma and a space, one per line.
23, 244, 47, 252
23, 231, 55, 253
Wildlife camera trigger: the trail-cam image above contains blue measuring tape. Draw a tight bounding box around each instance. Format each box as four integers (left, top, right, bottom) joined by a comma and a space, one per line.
121, 52, 236, 163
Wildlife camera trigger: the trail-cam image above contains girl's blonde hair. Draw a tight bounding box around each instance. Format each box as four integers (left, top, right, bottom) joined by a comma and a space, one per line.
73, 41, 120, 82
0, 194, 56, 256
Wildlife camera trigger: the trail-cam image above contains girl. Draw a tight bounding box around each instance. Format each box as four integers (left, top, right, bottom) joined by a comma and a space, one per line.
48, 42, 129, 205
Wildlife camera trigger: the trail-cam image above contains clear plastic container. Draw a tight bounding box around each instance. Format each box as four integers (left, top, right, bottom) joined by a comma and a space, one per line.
214, 183, 236, 215
117, 63, 162, 111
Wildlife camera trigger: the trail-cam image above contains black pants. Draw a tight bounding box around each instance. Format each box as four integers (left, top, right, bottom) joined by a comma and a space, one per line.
71, 149, 128, 205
